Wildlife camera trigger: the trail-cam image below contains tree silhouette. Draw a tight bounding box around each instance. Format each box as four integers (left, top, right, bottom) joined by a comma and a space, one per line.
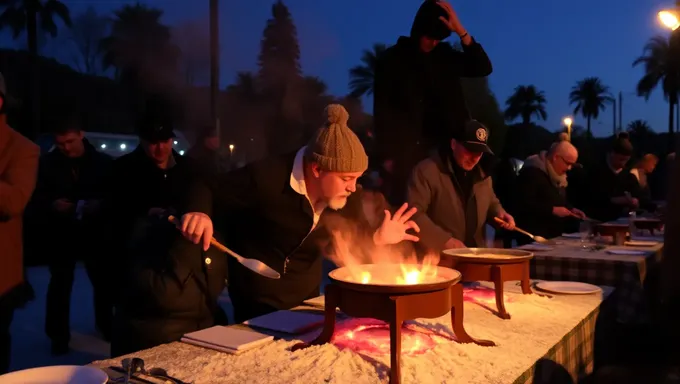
0, 0, 71, 54
633, 34, 680, 152
461, 76, 507, 155
627, 119, 653, 136
67, 7, 108, 75
100, 4, 179, 96
503, 85, 547, 125
348, 43, 386, 98
172, 19, 210, 86
256, 0, 304, 153
569, 77, 613, 136
257, 0, 301, 90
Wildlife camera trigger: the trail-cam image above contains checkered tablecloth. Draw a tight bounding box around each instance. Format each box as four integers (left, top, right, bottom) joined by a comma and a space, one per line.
523, 236, 663, 324
514, 293, 603, 384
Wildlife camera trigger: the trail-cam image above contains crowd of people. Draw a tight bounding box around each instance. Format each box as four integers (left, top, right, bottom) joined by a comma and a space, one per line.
0, 0, 678, 377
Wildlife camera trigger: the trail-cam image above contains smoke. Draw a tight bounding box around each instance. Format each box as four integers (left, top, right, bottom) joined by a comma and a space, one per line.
322, 190, 440, 280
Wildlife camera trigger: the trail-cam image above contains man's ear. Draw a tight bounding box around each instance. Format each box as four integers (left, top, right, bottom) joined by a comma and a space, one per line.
310, 162, 322, 178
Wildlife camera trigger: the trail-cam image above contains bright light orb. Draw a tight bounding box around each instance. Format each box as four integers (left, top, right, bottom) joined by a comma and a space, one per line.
659, 10, 680, 30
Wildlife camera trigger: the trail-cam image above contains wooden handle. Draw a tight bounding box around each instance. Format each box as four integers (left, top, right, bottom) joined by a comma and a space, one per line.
494, 217, 533, 238
167, 215, 239, 259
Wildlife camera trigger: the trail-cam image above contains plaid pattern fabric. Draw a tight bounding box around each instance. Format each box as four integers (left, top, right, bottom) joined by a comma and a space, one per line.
514, 299, 600, 384
527, 240, 662, 324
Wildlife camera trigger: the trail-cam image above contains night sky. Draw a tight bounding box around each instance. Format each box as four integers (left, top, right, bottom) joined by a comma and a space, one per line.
2, 0, 677, 136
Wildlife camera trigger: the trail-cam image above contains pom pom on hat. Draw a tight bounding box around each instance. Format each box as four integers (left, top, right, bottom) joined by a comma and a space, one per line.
325, 104, 349, 125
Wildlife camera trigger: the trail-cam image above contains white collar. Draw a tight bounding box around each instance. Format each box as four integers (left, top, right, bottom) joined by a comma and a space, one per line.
290, 146, 322, 225
290, 146, 307, 196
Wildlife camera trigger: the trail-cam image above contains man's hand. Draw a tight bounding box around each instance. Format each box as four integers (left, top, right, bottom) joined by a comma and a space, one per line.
444, 237, 466, 250
373, 203, 420, 246
552, 206, 573, 218
570, 208, 587, 219
437, 1, 466, 35
180, 212, 214, 251
496, 211, 516, 230
52, 198, 74, 214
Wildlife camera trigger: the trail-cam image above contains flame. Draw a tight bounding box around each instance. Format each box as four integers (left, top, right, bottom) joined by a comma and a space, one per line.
325, 217, 442, 285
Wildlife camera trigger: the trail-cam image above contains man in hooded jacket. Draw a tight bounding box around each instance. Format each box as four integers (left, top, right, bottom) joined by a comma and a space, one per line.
374, 0, 493, 205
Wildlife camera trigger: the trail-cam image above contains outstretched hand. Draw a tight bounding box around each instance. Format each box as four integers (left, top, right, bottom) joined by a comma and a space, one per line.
373, 203, 421, 246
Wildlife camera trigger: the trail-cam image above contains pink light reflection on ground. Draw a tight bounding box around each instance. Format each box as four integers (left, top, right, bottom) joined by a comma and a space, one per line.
332, 318, 440, 356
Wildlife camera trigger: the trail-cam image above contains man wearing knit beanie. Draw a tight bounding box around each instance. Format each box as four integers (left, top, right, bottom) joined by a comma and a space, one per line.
177, 104, 420, 323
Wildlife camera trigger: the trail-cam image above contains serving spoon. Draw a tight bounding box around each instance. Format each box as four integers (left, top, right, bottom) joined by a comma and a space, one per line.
494, 217, 549, 244
168, 215, 280, 279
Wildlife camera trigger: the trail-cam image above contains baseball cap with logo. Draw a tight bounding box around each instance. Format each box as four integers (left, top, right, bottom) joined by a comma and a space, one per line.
137, 115, 176, 143
454, 119, 493, 155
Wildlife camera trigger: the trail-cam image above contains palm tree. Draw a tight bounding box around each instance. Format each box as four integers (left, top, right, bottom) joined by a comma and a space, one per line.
569, 77, 614, 136
627, 119, 653, 136
633, 34, 680, 152
0, 0, 71, 54
348, 43, 386, 98
100, 4, 178, 86
503, 85, 547, 125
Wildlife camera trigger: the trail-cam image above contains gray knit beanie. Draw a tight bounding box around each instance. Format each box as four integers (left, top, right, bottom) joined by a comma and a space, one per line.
305, 104, 369, 173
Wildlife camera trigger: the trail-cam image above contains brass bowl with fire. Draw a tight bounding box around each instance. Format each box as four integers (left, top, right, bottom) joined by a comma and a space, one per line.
441, 248, 534, 320
293, 261, 494, 384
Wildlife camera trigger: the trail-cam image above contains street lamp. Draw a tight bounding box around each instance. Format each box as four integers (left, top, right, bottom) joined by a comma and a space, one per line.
563, 117, 573, 140
659, 10, 680, 30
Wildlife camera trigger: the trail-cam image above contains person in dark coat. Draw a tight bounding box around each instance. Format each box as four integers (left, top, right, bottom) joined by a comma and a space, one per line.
186, 125, 227, 177
178, 105, 420, 323
374, 0, 493, 205
32, 116, 113, 355
513, 140, 586, 245
107, 113, 230, 356
582, 133, 654, 222
0, 73, 39, 373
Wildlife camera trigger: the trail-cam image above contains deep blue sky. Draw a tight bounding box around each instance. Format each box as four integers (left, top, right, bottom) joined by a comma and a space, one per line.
3, 0, 677, 136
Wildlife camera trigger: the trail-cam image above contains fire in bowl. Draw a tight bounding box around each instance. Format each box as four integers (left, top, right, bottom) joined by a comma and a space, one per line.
440, 248, 534, 320
328, 263, 462, 294
293, 263, 494, 384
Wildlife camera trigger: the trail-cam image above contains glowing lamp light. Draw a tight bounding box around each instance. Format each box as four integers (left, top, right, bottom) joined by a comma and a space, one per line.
659, 10, 680, 30
173, 140, 178, 145
179, 150, 185, 156
100, 144, 106, 149
120, 143, 126, 150
563, 117, 573, 127
229, 144, 235, 151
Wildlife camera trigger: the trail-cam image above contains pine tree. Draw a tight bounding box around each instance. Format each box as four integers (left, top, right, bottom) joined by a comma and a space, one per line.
256, 0, 304, 153
257, 0, 302, 90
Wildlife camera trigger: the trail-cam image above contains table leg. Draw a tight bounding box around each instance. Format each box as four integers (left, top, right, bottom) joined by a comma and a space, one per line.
450, 284, 496, 347
291, 284, 340, 351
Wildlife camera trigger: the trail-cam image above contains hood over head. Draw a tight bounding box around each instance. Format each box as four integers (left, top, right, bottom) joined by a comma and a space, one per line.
410, 0, 451, 41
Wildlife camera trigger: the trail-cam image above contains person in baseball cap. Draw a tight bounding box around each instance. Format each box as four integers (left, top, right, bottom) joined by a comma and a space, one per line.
452, 119, 494, 156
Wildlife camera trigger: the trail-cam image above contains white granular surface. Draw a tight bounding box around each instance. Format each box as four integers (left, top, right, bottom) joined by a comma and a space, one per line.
92, 283, 609, 384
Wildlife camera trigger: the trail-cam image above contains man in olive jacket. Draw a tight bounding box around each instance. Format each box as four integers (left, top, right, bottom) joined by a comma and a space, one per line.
407, 120, 514, 255
0, 72, 40, 373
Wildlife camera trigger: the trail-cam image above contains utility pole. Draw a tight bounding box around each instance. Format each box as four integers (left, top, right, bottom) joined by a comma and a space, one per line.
210, 0, 220, 141
618, 91, 623, 133
612, 98, 617, 135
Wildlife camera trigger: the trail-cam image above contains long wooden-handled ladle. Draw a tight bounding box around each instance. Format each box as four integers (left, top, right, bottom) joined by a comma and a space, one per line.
494, 217, 549, 244
168, 215, 280, 279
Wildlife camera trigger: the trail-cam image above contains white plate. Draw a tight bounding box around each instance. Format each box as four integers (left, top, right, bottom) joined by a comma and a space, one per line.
521, 243, 554, 251
0, 366, 107, 384
606, 249, 647, 255
562, 233, 585, 239
245, 310, 324, 334
535, 281, 602, 295
303, 295, 325, 308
